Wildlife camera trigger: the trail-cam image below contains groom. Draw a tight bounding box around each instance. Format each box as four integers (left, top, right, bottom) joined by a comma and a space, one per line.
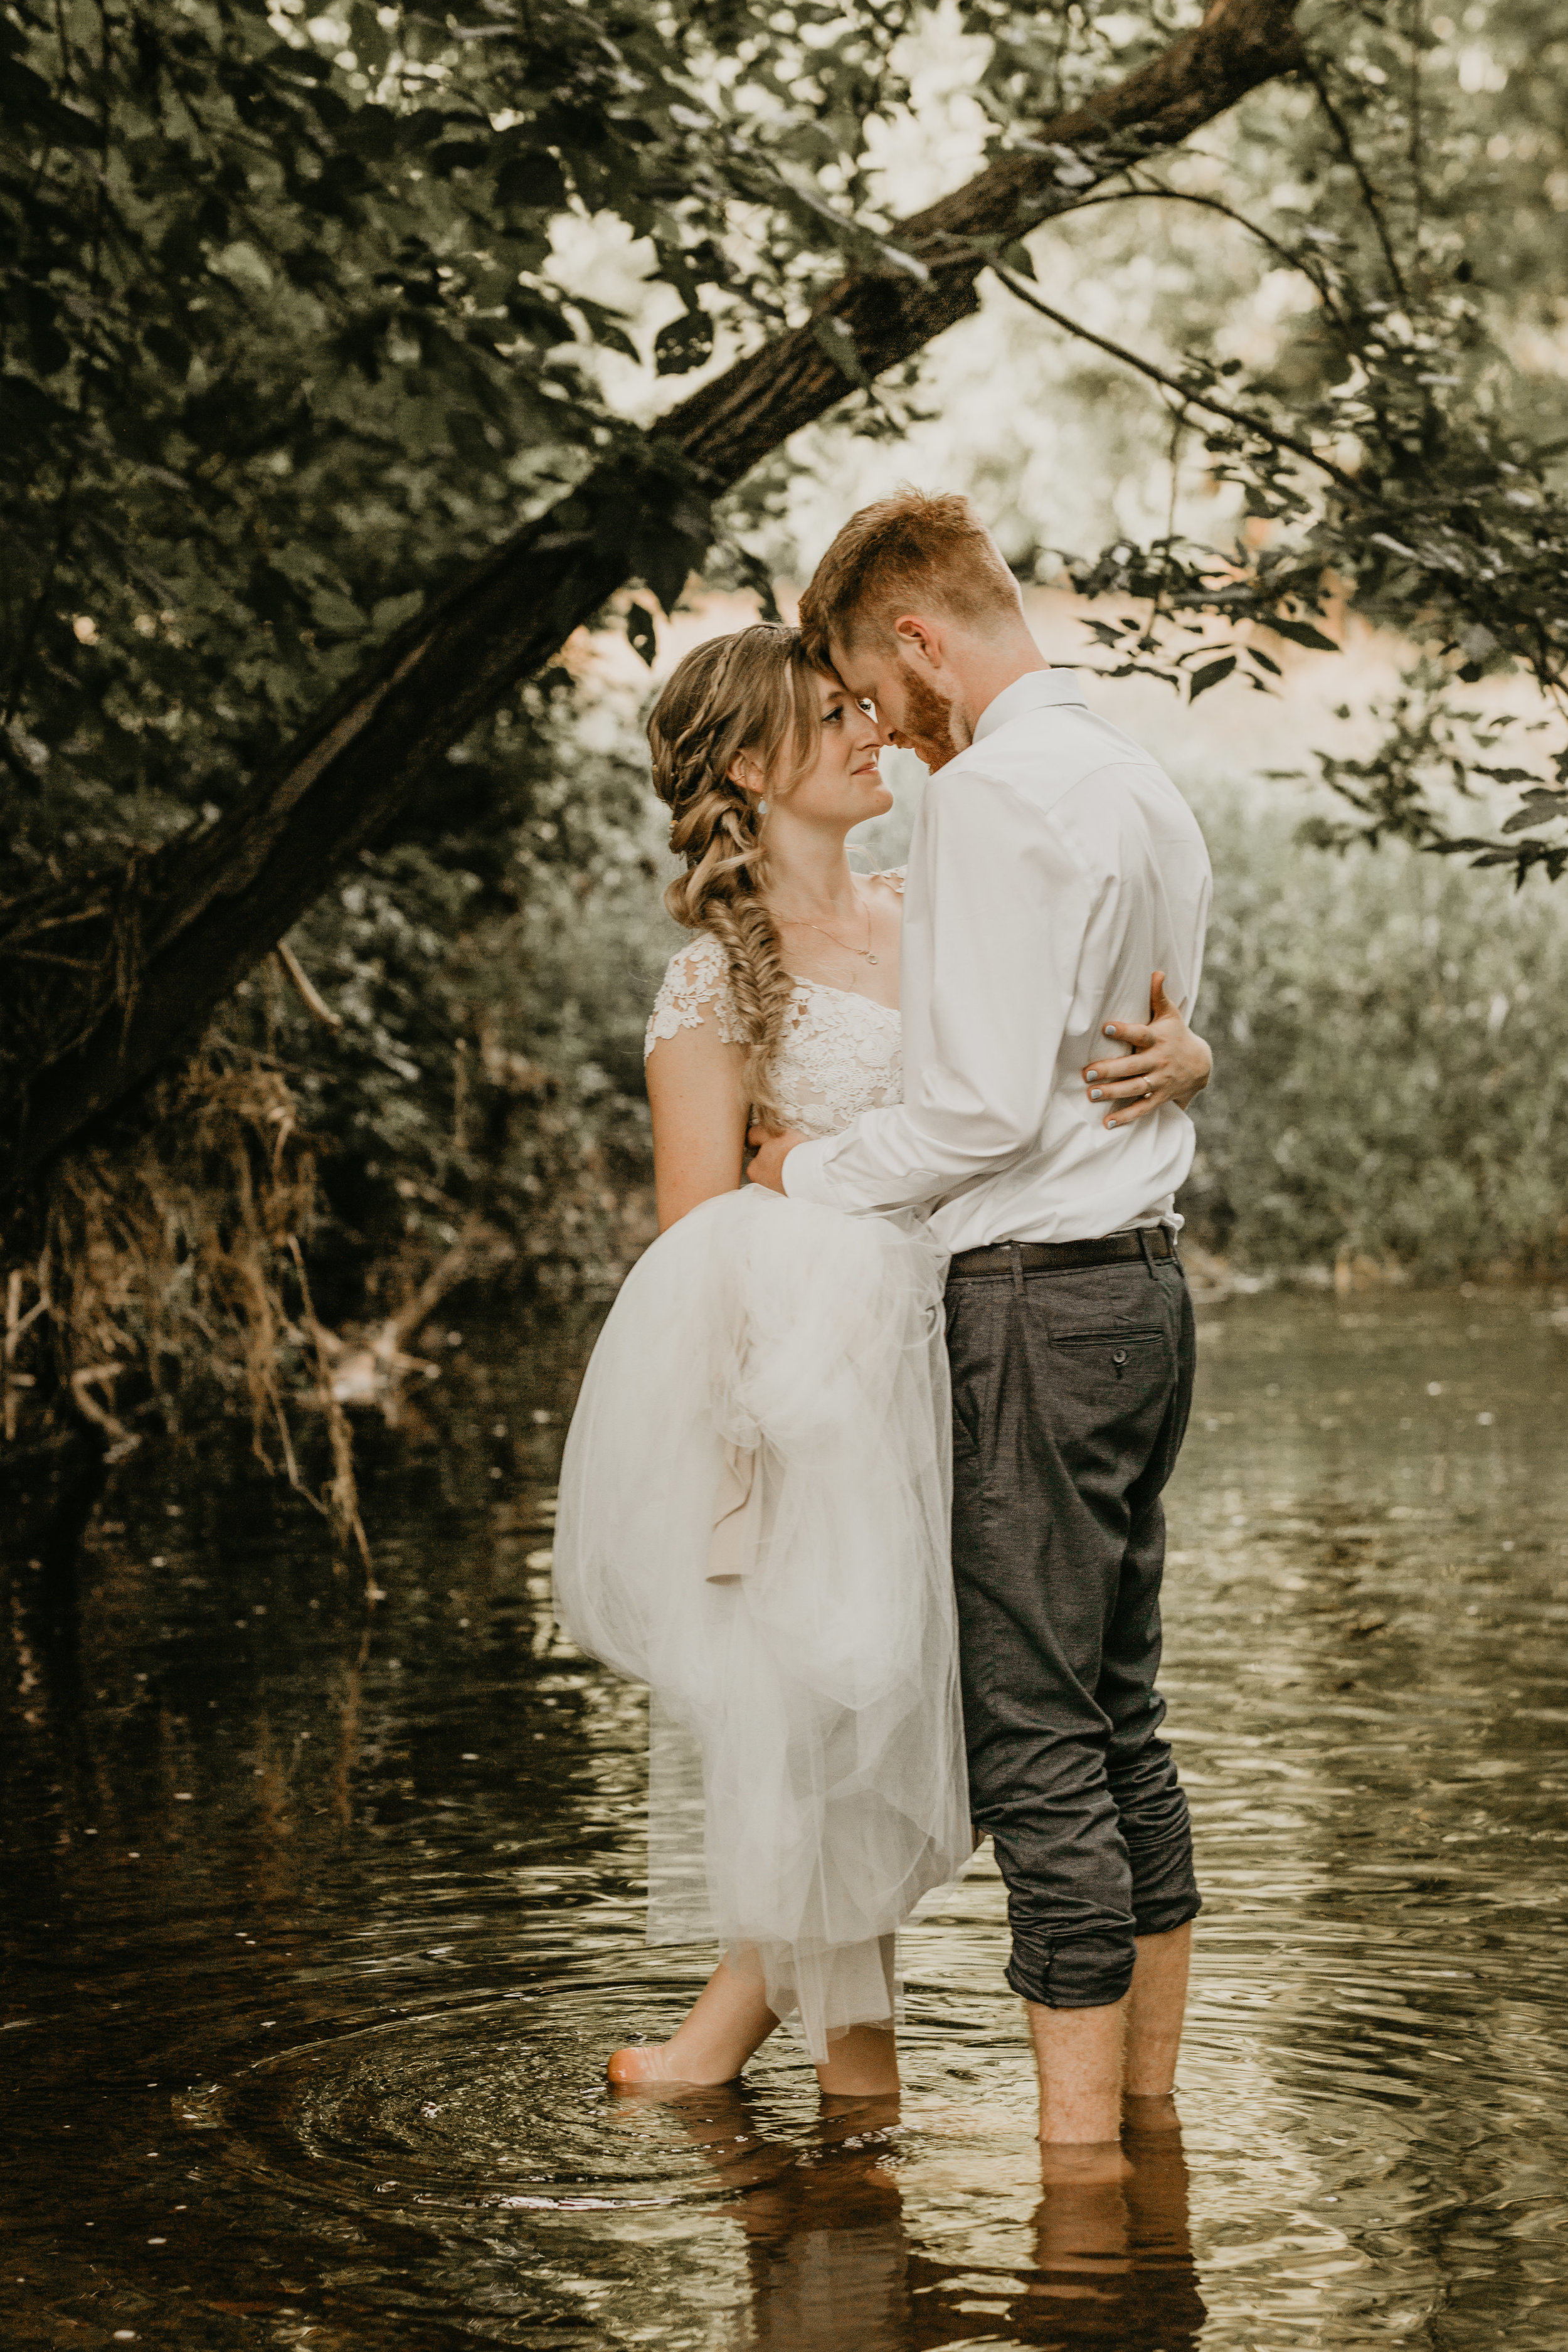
748, 490, 1210, 2147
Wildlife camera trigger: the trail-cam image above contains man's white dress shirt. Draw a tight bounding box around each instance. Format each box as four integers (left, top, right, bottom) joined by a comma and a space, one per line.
781, 670, 1212, 1254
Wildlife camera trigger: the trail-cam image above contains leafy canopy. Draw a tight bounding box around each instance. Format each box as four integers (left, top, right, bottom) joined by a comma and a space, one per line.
987, 0, 1568, 881
8, 0, 1568, 908
1, 0, 952, 875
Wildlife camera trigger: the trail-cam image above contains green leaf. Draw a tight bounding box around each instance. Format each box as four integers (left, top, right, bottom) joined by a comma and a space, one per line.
573, 298, 640, 364
497, 151, 569, 212
627, 602, 657, 665
250, 562, 307, 631
29, 320, 72, 375
302, 82, 351, 131
143, 325, 191, 376
447, 407, 498, 463
506, 290, 570, 345
810, 314, 870, 388
1501, 791, 1568, 835
338, 105, 398, 160
310, 588, 366, 636
430, 140, 490, 177
209, 241, 274, 296
623, 495, 711, 615
1189, 654, 1237, 702
372, 590, 425, 634
654, 311, 714, 376
1266, 617, 1340, 654
395, 107, 448, 151
277, 46, 336, 82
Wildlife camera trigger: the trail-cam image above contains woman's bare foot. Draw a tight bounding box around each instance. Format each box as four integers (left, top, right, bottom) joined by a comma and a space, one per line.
608, 1953, 780, 2089
607, 2038, 737, 2087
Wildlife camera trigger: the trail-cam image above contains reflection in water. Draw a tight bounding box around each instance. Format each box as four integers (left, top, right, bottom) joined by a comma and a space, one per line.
628, 2088, 917, 2348
4, 1287, 1568, 2348
1004, 2122, 1205, 2352
623, 2086, 1202, 2350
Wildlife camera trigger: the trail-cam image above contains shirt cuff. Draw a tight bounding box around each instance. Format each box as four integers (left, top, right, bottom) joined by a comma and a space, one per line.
780, 1135, 837, 1207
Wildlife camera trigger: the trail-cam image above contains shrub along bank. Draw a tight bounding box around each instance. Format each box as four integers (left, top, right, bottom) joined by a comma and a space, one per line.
1184, 787, 1568, 1281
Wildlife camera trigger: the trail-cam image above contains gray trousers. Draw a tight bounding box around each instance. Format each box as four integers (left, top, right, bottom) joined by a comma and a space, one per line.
945, 1246, 1200, 2009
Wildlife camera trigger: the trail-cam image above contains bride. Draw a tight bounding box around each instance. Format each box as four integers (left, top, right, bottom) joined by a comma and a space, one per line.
552, 623, 1211, 2099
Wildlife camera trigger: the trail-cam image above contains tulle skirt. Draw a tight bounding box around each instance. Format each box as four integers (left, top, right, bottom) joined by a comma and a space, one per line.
551, 1186, 971, 2062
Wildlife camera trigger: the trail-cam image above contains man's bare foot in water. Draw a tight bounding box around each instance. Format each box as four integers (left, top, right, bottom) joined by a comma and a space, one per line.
608, 1954, 779, 2087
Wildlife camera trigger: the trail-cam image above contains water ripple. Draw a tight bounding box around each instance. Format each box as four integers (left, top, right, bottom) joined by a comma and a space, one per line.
4, 1288, 1568, 2347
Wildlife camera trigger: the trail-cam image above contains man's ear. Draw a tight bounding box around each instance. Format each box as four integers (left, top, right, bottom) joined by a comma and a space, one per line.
893, 614, 943, 672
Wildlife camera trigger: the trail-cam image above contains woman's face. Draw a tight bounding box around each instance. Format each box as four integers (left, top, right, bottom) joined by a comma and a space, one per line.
774, 669, 891, 830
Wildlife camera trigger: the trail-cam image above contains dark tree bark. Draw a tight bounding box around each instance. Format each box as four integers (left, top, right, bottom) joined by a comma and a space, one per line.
2, 0, 1304, 1187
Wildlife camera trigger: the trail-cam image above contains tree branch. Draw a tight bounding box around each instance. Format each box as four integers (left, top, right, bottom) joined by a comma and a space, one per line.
1296, 50, 1410, 304
1051, 179, 1348, 324
669, 0, 1309, 481
993, 265, 1360, 490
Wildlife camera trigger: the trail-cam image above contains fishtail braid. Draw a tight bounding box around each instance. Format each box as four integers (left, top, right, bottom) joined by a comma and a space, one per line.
648, 625, 822, 1127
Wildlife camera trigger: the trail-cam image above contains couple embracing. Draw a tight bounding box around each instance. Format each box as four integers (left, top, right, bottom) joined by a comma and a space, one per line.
554, 490, 1213, 2147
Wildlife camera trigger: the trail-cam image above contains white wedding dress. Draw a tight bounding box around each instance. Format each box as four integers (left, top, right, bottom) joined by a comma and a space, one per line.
552, 909, 972, 2061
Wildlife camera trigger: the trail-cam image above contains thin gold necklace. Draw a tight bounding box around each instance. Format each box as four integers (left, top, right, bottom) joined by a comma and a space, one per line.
775, 898, 879, 968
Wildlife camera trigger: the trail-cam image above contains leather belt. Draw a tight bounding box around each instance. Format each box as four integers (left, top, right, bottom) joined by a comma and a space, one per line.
946, 1227, 1176, 1280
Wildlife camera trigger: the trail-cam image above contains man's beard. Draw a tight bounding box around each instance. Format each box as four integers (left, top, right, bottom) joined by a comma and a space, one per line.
894, 662, 960, 771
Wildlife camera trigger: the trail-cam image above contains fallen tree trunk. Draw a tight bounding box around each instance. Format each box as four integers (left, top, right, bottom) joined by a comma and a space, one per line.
2, 0, 1304, 1187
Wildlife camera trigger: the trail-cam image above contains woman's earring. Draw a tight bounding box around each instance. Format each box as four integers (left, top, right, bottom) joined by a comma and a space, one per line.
756, 798, 768, 817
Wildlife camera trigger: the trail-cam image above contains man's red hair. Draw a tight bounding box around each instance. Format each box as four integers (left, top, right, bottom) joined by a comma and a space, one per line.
797, 489, 1023, 665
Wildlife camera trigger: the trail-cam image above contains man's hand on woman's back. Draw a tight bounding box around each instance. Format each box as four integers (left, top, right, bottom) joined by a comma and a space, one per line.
746, 1125, 807, 1193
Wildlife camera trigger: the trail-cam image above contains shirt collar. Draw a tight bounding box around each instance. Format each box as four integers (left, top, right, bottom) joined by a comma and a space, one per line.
971, 668, 1088, 746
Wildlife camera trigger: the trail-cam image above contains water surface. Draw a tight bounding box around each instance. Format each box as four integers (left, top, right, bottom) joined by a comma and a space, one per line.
4, 1285, 1567, 2348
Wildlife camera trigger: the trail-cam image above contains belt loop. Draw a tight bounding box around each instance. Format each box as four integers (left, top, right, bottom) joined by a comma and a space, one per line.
1137, 1227, 1157, 1281
1008, 1239, 1025, 1295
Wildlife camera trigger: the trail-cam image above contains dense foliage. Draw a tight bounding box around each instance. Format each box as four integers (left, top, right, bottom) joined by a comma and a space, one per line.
999, 1, 1568, 874
1187, 783, 1568, 1275
2, 0, 917, 862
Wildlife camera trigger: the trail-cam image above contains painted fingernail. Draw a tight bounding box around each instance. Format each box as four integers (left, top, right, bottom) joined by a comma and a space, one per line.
1103, 1025, 1118, 1037
1090, 1089, 1103, 1100
1085, 1069, 1099, 1082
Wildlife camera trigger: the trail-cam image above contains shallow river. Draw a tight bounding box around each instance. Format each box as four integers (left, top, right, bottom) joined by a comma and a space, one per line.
4, 1285, 1567, 2350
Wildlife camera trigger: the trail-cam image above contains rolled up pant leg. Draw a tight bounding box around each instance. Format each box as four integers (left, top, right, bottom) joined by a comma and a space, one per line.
945, 1254, 1200, 2010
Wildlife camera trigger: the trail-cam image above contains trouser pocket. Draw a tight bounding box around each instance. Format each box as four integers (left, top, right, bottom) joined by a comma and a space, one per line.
1051, 1327, 1163, 1380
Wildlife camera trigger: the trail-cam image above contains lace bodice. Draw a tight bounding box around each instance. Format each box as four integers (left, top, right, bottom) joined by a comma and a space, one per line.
644, 914, 903, 1143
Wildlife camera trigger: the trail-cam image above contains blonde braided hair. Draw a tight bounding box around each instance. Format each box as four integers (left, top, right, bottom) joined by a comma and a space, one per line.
648, 624, 824, 1126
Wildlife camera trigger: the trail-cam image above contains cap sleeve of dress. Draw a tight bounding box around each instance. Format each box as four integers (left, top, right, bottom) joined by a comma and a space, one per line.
645, 933, 744, 1061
